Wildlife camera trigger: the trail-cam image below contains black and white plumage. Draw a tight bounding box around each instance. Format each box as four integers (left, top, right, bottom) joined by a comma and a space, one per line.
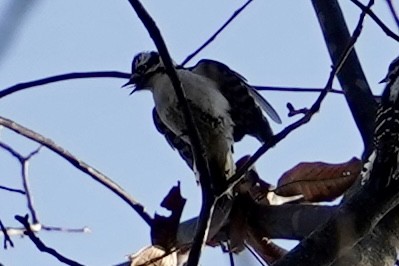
361, 56, 399, 186
125, 51, 281, 194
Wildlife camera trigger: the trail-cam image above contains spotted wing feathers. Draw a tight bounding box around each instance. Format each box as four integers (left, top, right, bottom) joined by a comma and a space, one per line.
189, 59, 279, 143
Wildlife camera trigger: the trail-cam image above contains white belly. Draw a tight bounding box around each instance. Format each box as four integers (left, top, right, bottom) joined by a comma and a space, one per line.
151, 70, 234, 145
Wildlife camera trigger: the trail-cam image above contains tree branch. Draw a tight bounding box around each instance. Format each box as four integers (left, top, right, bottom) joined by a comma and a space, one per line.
0, 219, 14, 249
350, 0, 399, 42
385, 0, 399, 29
0, 116, 153, 226
15, 214, 84, 266
0, 185, 25, 195
0, 142, 40, 223
223, 6, 366, 198
127, 1, 216, 265
0, 71, 129, 99
313, 0, 377, 159
180, 0, 253, 66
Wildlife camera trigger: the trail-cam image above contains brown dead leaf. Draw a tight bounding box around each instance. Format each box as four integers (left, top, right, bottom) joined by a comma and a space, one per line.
274, 157, 361, 202
151, 182, 186, 250
247, 228, 288, 264
129, 245, 177, 266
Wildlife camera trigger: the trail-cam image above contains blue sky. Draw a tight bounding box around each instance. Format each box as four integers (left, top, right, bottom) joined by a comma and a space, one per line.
0, 0, 398, 265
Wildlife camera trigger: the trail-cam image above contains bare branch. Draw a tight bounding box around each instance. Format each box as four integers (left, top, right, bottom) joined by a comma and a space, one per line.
244, 243, 266, 266
0, 0, 37, 64
223, 9, 366, 197
0, 219, 14, 249
286, 103, 309, 117
0, 69, 372, 104
0, 185, 25, 195
127, 0, 216, 265
254, 85, 344, 95
41, 225, 91, 234
385, 0, 399, 29
0, 71, 129, 99
273, 1, 379, 265
15, 215, 84, 266
314, 0, 377, 159
0, 141, 40, 223
181, 0, 253, 66
0, 116, 153, 226
1, 223, 89, 237
350, 0, 399, 42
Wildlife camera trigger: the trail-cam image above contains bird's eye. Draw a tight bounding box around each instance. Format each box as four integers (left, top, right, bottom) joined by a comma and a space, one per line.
137, 65, 147, 73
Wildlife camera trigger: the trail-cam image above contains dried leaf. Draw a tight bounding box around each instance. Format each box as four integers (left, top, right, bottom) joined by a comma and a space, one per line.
275, 157, 361, 202
151, 182, 186, 250
247, 229, 288, 264
129, 245, 177, 266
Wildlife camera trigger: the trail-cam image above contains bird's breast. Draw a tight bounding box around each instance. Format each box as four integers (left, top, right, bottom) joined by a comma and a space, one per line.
152, 70, 234, 143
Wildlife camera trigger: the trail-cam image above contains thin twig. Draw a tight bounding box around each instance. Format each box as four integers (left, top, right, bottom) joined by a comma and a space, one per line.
0, 69, 365, 101
0, 185, 25, 195
0, 117, 153, 226
0, 220, 14, 249
385, 0, 399, 29
15, 215, 84, 266
254, 85, 344, 94
1, 223, 89, 237
0, 142, 40, 223
0, 71, 129, 99
127, 1, 215, 265
41, 225, 91, 233
244, 243, 266, 266
350, 0, 399, 42
221, 0, 373, 199
181, 0, 253, 66
286, 103, 309, 117
226, 241, 235, 266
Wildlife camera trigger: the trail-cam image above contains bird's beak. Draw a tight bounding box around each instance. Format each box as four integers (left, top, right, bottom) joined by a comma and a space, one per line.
379, 75, 389, 84
122, 79, 134, 88
122, 74, 141, 94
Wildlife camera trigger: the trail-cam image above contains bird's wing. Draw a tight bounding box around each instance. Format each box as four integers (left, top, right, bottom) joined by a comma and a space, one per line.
188, 59, 281, 142
152, 108, 194, 169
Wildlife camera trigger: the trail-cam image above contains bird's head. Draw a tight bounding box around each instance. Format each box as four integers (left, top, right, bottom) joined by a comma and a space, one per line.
380, 55, 399, 84
123, 51, 165, 93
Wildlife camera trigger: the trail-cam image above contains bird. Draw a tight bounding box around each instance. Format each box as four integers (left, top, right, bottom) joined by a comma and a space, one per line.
124, 51, 281, 195
361, 55, 399, 187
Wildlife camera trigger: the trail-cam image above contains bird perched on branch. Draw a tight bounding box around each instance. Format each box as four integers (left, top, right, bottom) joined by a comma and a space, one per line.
361, 55, 399, 187
124, 51, 281, 195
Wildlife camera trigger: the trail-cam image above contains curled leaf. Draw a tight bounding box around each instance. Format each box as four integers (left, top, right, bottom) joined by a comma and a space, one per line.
129, 245, 177, 266
275, 157, 361, 202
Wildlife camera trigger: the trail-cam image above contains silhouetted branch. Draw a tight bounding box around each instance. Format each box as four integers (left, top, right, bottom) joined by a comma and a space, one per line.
350, 0, 399, 42
254, 85, 343, 94
0, 142, 40, 223
0, 220, 14, 249
0, 116, 153, 226
0, 71, 129, 99
127, 1, 215, 265
286, 103, 309, 117
15, 215, 84, 266
314, 0, 377, 159
41, 225, 91, 233
181, 0, 253, 66
224, 9, 366, 197
385, 0, 399, 29
0, 69, 371, 102
0, 185, 25, 195
0, 0, 37, 64
274, 1, 380, 265
244, 243, 266, 266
